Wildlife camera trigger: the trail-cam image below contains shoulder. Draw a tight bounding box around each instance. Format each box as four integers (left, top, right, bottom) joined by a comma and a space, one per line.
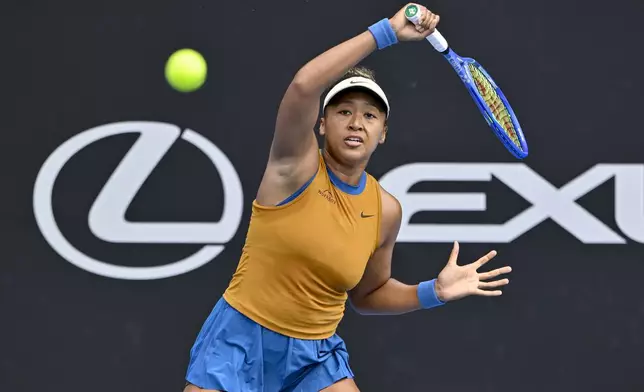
377, 183, 402, 247
379, 185, 401, 220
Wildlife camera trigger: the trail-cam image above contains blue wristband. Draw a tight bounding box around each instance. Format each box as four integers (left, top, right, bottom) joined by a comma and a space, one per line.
417, 279, 446, 309
368, 18, 398, 50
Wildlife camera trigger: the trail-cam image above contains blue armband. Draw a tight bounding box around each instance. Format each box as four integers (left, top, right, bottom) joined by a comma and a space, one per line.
417, 279, 446, 309
368, 18, 398, 50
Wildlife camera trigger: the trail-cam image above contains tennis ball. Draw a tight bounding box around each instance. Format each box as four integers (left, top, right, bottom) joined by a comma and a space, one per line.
164, 49, 207, 93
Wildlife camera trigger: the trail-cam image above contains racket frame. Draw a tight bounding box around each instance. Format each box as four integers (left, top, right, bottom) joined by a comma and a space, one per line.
442, 49, 528, 159
403, 4, 528, 159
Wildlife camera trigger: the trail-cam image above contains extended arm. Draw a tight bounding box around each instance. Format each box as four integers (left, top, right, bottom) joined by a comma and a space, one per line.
349, 189, 433, 315
349, 188, 513, 315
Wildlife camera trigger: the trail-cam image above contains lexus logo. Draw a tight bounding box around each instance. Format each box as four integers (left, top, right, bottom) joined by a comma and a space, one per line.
379, 162, 644, 244
33, 121, 244, 280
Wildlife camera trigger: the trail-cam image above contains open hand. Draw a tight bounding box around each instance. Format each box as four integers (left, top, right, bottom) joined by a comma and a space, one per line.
389, 3, 440, 42
435, 242, 512, 302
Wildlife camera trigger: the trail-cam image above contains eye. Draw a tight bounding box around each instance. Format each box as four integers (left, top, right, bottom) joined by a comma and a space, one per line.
338, 110, 351, 116
365, 112, 377, 120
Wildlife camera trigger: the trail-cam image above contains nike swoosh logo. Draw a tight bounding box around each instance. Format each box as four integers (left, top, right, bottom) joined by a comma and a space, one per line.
349, 80, 363, 84
361, 212, 374, 218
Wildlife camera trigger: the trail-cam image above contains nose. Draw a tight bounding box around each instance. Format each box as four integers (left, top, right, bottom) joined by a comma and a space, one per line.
348, 113, 364, 131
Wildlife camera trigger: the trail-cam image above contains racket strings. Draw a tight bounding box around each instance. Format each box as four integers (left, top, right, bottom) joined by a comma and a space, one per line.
468, 64, 521, 149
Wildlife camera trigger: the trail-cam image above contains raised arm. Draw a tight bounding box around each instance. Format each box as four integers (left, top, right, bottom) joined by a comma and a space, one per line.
256, 4, 440, 206
272, 31, 378, 163
256, 33, 382, 206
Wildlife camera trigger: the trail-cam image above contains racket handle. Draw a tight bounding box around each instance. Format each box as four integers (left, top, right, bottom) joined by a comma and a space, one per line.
404, 4, 449, 53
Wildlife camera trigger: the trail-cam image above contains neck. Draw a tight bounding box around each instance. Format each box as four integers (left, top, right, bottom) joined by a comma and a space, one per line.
322, 149, 368, 186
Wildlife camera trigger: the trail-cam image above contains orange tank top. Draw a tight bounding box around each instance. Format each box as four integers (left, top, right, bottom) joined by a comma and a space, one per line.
223, 152, 382, 339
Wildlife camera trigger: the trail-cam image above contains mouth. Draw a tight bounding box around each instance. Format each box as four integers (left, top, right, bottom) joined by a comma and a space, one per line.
344, 136, 364, 147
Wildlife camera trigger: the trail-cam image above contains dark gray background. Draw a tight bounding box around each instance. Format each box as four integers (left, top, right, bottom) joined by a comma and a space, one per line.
2, 0, 644, 391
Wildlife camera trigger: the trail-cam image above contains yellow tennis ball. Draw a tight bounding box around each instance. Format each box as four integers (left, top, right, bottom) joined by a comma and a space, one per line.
165, 49, 207, 92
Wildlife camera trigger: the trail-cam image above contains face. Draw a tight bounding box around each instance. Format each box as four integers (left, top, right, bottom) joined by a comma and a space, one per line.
319, 90, 388, 165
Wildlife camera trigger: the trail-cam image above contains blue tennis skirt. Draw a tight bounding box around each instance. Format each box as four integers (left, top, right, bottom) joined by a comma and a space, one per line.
185, 297, 354, 392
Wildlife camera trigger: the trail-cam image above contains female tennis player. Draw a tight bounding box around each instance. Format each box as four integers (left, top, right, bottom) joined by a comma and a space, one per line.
184, 3, 511, 391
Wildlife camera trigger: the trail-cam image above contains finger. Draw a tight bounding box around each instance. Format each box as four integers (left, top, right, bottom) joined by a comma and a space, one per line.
410, 5, 424, 31
447, 241, 459, 265
416, 7, 433, 32
474, 250, 498, 269
422, 10, 434, 28
421, 18, 438, 38
416, 10, 429, 32
478, 266, 512, 281
416, 11, 431, 32
478, 278, 509, 289
428, 14, 440, 32
476, 289, 503, 297
424, 12, 436, 30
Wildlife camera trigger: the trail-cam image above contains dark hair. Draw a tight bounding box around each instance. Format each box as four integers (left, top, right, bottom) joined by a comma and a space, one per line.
323, 66, 388, 116
340, 66, 377, 82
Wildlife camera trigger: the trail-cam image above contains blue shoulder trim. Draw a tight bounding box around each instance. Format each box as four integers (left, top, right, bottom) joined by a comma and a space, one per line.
276, 172, 317, 206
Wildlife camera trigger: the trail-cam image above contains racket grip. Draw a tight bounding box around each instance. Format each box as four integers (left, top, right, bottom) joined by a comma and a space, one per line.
404, 4, 449, 52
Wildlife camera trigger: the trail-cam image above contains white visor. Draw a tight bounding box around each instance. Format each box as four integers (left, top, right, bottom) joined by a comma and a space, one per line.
322, 76, 390, 118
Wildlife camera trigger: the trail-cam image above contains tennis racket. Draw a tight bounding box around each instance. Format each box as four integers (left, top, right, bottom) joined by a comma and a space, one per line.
404, 4, 528, 159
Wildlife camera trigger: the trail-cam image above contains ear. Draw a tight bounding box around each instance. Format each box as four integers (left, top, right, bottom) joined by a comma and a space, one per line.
319, 117, 326, 136
379, 124, 388, 144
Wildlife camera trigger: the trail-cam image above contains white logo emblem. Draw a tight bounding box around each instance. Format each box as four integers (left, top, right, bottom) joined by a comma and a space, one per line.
379, 163, 644, 244
33, 121, 244, 280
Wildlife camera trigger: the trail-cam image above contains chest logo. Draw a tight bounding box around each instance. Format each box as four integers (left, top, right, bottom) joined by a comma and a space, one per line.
318, 189, 337, 204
